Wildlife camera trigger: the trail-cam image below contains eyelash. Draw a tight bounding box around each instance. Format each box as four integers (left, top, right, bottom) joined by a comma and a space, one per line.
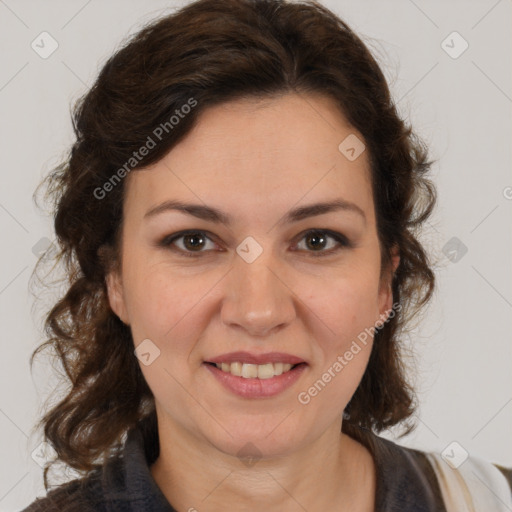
157, 229, 353, 258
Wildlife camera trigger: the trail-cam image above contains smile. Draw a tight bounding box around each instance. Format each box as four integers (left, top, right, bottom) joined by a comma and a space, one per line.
212, 361, 297, 379
203, 362, 308, 398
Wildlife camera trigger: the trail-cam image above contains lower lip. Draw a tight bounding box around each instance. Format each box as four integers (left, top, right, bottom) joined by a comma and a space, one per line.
203, 363, 308, 398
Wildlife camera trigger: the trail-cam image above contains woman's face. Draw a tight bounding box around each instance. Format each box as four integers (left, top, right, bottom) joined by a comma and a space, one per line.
107, 93, 398, 458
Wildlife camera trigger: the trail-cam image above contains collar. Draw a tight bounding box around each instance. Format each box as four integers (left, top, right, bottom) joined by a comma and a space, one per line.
352, 427, 445, 511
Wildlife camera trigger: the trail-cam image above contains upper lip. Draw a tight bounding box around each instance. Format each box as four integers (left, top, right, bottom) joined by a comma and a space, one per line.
206, 351, 307, 365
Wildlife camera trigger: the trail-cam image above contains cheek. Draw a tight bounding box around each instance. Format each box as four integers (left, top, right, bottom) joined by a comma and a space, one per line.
297, 267, 380, 403
296, 284, 376, 416
122, 266, 214, 416
311, 268, 381, 344
122, 259, 223, 367
124, 269, 197, 342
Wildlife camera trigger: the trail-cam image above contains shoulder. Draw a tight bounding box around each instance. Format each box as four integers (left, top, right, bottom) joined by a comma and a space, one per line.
20, 456, 126, 512
21, 421, 175, 512
422, 449, 512, 510
351, 428, 447, 510
357, 428, 512, 511
19, 474, 105, 512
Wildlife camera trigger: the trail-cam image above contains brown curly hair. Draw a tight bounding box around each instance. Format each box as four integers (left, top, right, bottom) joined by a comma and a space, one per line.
30, 0, 437, 491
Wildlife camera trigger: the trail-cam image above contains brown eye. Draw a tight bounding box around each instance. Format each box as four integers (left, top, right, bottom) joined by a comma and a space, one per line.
181, 233, 208, 251
294, 230, 351, 257
159, 228, 351, 259
159, 230, 217, 257
305, 231, 329, 251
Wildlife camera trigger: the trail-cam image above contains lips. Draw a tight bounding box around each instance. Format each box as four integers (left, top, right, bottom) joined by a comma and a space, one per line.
203, 351, 309, 398
206, 351, 306, 366
204, 360, 308, 398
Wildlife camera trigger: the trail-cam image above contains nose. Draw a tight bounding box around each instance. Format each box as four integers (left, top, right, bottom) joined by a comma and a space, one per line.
220, 249, 296, 337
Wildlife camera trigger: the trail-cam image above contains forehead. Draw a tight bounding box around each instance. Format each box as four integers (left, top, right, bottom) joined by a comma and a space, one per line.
124, 93, 375, 225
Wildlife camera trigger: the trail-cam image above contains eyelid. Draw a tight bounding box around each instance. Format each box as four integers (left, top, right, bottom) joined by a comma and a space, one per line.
158, 230, 221, 254
291, 229, 353, 258
158, 228, 352, 257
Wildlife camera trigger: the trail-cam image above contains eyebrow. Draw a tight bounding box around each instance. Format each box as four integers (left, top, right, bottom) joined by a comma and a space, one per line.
143, 198, 366, 226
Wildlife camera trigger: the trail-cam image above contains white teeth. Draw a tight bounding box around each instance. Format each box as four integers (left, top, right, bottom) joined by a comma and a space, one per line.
273, 362, 284, 376
257, 363, 274, 379
241, 364, 258, 378
230, 362, 242, 377
214, 362, 295, 379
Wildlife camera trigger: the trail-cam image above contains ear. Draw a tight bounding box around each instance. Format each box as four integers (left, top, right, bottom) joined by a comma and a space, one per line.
105, 270, 130, 325
377, 245, 400, 322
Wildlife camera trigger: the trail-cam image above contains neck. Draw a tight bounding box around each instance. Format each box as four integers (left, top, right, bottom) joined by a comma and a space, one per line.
150, 416, 376, 512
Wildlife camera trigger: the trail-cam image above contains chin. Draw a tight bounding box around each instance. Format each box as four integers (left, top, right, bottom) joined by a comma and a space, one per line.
201, 420, 308, 462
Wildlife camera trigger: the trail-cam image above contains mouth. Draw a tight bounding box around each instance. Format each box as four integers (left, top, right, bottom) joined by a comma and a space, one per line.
204, 361, 307, 379
203, 360, 308, 398
203, 351, 308, 398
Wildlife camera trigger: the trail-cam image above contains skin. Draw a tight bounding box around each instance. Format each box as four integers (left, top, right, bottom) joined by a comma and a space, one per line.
106, 93, 400, 512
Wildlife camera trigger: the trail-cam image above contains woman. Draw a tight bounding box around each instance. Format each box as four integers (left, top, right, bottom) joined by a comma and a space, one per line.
23, 0, 511, 510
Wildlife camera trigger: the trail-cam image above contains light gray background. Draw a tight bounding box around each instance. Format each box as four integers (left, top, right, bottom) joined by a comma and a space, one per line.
0, 0, 510, 510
